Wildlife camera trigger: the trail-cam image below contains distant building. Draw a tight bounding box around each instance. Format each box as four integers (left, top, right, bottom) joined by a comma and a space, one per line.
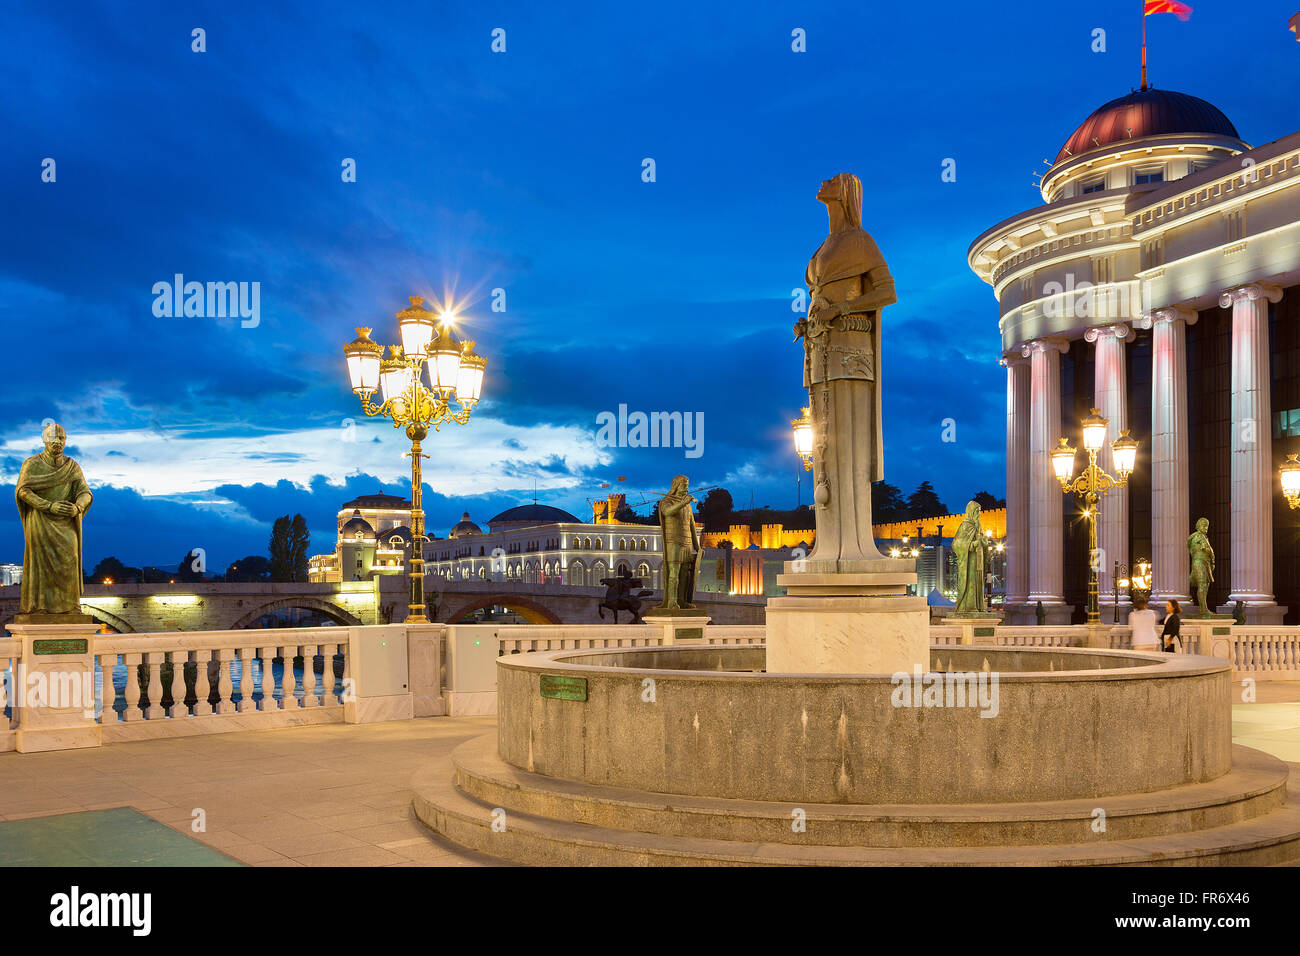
0, 563, 21, 586
426, 497, 665, 588
307, 492, 415, 583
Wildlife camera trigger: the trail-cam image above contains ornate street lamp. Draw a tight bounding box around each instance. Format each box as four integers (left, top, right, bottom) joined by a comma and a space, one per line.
343, 296, 487, 622
1052, 408, 1138, 625
1280, 453, 1300, 509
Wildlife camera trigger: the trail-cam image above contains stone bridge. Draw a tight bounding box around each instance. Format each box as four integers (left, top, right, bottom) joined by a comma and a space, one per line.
0, 577, 764, 633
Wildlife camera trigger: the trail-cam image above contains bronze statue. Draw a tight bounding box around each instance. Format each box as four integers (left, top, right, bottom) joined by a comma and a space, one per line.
952, 501, 987, 613
598, 567, 652, 624
654, 475, 700, 611
15, 423, 93, 621
794, 172, 896, 567
1187, 517, 1215, 616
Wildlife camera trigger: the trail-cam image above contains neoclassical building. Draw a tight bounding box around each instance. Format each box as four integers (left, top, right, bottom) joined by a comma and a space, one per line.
969, 86, 1300, 624
425, 502, 665, 588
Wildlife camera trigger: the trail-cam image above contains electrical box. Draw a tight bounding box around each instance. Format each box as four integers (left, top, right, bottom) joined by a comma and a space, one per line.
352, 624, 409, 697
447, 626, 499, 694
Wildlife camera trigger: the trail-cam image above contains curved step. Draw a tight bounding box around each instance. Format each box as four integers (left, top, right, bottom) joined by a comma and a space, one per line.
412, 759, 1300, 866
450, 733, 1289, 848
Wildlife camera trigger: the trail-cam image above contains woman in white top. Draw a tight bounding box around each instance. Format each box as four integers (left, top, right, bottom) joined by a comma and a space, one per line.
1128, 596, 1160, 652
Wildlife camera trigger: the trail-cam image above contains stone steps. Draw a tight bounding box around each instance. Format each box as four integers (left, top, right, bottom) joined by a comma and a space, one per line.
410, 735, 1300, 866
450, 733, 1288, 847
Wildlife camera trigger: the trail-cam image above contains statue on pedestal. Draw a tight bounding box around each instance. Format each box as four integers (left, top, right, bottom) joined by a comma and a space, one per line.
793, 172, 896, 567
952, 501, 987, 614
653, 475, 700, 611
1187, 517, 1215, 617
15, 423, 94, 622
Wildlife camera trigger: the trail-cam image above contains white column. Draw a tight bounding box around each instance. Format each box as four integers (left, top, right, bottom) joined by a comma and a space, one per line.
1001, 353, 1031, 606
1086, 324, 1130, 614
1143, 306, 1196, 604
1023, 337, 1069, 608
1221, 282, 1283, 608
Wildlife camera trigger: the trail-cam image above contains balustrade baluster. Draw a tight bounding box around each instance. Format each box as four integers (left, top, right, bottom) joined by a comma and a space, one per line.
145, 654, 163, 719
301, 644, 318, 708
122, 653, 142, 721
193, 650, 213, 716
169, 651, 188, 718
236, 648, 256, 713
280, 644, 300, 710
98, 653, 116, 722
319, 644, 335, 705
216, 649, 235, 714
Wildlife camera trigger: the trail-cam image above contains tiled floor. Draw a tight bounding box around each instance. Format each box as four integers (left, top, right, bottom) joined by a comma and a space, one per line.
0, 716, 505, 866
4, 684, 1300, 866
0, 807, 242, 866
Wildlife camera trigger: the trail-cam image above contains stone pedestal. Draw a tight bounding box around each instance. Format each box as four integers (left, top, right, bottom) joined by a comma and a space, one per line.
7, 622, 103, 753
765, 558, 928, 674
642, 610, 710, 645
946, 614, 1003, 645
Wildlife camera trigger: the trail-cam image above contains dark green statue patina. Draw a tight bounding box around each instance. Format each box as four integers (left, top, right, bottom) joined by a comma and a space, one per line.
1187, 516, 1215, 617
952, 500, 986, 614
654, 475, 701, 612
15, 423, 94, 622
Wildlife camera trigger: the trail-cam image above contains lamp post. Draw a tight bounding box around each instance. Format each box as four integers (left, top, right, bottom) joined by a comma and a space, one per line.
1051, 408, 1138, 625
342, 296, 487, 623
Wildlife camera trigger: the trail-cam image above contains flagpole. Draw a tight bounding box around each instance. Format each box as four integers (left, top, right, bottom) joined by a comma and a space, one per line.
1141, 2, 1148, 89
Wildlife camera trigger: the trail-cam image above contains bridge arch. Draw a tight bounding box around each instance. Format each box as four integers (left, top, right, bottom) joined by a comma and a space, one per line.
439, 594, 562, 625
228, 597, 365, 630
79, 605, 136, 634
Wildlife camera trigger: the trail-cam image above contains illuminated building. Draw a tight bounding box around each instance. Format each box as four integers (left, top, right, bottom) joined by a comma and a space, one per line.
970, 84, 1300, 623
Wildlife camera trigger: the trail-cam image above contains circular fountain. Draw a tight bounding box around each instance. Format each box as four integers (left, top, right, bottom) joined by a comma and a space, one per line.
412, 642, 1300, 865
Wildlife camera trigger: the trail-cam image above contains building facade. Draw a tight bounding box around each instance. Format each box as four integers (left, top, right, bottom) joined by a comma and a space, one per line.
969, 86, 1300, 623
307, 492, 414, 583
425, 500, 667, 589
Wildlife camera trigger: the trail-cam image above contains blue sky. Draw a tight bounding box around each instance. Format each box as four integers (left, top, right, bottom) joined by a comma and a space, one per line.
2, 0, 1297, 572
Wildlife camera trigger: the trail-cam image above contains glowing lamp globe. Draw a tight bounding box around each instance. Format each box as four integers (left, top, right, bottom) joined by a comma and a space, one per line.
1081, 408, 1109, 453
792, 407, 814, 461
343, 327, 383, 395
1051, 438, 1077, 484
456, 342, 487, 406
1281, 454, 1300, 499
379, 350, 413, 404
428, 328, 463, 394
397, 297, 437, 359
1111, 429, 1138, 478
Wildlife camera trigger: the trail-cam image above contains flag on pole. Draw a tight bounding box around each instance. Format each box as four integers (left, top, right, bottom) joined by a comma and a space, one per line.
1144, 0, 1192, 20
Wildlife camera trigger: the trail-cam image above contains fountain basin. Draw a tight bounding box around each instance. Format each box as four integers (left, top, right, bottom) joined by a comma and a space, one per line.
497, 644, 1231, 804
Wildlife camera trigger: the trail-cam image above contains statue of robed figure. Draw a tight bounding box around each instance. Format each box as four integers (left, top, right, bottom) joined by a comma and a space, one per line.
952, 501, 987, 614
794, 172, 896, 568
1187, 517, 1215, 617
654, 475, 700, 611
15, 423, 93, 621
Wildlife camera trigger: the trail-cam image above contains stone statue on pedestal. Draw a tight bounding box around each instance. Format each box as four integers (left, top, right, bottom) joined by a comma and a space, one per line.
793, 172, 896, 568
15, 423, 94, 622
952, 501, 987, 614
654, 475, 700, 611
1187, 517, 1215, 617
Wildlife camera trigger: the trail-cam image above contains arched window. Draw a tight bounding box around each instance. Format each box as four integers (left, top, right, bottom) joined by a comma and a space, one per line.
583, 537, 591, 548
637, 562, 651, 579
618, 538, 627, 551
569, 560, 586, 586
640, 539, 647, 551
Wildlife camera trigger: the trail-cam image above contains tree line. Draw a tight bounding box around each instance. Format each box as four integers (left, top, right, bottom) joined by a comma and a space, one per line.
87, 514, 312, 584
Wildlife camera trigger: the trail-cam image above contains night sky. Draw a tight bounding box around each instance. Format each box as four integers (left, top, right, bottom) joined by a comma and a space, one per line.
3, 0, 1297, 573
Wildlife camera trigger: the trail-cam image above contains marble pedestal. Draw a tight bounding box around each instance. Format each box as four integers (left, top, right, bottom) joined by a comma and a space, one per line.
946, 614, 1003, 645
7, 622, 102, 753
765, 558, 928, 674
642, 609, 710, 645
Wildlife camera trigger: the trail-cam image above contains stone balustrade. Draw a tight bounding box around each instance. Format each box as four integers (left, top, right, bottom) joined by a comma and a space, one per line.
496, 624, 765, 655
94, 627, 350, 742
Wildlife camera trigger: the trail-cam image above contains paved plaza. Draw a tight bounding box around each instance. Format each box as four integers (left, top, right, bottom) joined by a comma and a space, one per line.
0, 716, 503, 866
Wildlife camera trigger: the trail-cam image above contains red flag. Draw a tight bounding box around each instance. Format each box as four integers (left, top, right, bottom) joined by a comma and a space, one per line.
1144, 0, 1192, 20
